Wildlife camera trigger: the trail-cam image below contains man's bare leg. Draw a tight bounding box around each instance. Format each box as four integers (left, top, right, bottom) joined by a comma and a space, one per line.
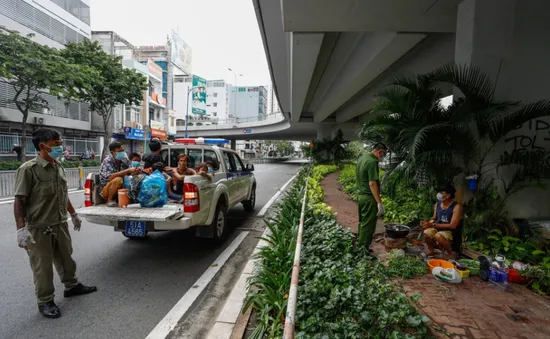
424, 233, 435, 256
435, 234, 456, 259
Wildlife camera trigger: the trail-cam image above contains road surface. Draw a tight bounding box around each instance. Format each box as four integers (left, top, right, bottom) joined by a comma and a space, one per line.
0, 163, 302, 339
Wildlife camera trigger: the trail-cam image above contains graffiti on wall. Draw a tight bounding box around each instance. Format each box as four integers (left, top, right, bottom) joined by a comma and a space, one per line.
500, 118, 550, 181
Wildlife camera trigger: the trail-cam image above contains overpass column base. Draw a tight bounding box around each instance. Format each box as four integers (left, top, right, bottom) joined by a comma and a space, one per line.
230, 139, 236, 150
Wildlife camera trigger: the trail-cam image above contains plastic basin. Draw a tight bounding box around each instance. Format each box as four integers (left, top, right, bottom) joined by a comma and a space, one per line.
427, 259, 455, 273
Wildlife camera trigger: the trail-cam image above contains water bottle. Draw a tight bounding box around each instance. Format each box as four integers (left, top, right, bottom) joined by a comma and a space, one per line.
489, 254, 508, 291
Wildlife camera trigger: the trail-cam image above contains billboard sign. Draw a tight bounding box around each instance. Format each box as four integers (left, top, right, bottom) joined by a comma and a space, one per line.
170, 30, 192, 75
192, 75, 207, 115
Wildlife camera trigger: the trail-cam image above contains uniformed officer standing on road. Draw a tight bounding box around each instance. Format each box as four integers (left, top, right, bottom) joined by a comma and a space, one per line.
14, 128, 97, 319
356, 143, 387, 253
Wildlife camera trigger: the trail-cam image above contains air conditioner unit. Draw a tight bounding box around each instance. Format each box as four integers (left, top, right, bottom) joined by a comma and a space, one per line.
34, 117, 44, 125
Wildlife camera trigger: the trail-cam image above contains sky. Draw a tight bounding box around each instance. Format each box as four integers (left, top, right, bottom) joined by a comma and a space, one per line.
90, 0, 271, 87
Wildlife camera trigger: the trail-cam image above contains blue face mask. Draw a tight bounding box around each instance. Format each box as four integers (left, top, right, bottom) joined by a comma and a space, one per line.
207, 167, 213, 173
131, 161, 141, 168
44, 145, 63, 159
115, 151, 127, 161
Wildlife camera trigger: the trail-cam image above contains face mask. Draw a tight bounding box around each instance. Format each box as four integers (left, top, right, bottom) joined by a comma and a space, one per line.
436, 193, 443, 201
44, 145, 63, 159
131, 161, 141, 168
207, 167, 213, 173
115, 151, 127, 161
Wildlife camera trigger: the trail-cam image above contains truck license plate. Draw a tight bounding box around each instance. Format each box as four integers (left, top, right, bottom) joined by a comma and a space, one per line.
125, 221, 146, 237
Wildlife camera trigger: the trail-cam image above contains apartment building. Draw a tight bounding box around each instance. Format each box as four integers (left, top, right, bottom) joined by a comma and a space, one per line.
0, 0, 98, 158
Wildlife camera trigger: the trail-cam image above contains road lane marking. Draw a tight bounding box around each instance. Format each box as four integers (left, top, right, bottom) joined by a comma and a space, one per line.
0, 189, 84, 205
145, 231, 249, 339
256, 173, 298, 217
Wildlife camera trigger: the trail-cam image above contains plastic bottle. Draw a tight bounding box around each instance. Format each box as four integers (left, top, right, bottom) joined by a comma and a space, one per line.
489, 254, 508, 291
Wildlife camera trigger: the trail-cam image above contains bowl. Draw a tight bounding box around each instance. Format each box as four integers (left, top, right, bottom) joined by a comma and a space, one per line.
385, 224, 410, 238
427, 259, 455, 273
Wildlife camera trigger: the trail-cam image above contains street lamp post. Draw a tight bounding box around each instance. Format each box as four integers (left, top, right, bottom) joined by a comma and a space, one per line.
228, 68, 242, 122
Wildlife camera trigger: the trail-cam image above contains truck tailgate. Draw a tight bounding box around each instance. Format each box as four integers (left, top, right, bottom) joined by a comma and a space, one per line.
77, 203, 183, 222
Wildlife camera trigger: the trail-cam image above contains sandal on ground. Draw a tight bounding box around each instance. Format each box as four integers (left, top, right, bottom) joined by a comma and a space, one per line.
106, 201, 117, 207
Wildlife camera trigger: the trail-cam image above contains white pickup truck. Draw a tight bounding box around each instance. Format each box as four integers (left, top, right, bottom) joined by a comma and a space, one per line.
76, 139, 256, 243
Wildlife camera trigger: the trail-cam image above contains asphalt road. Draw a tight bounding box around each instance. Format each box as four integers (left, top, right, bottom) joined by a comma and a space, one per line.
0, 163, 302, 339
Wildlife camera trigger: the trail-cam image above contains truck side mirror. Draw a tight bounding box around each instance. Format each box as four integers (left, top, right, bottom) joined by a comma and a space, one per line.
246, 164, 255, 171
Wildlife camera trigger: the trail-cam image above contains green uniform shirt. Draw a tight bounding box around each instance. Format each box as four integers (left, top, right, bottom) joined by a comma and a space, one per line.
14, 156, 69, 228
356, 153, 379, 195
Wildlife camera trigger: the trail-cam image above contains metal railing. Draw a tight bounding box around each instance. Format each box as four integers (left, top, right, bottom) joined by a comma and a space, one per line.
0, 167, 99, 198
0, 134, 99, 155
283, 181, 308, 339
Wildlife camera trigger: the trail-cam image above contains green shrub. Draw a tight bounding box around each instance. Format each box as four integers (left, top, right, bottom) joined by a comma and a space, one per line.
246, 165, 431, 339
0, 159, 100, 171
338, 164, 432, 225
0, 161, 23, 171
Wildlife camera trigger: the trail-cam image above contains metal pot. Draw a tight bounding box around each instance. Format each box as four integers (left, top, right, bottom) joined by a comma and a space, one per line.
384, 224, 410, 239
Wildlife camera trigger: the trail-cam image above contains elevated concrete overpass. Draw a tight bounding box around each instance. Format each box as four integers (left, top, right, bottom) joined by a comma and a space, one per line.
252, 0, 461, 141
252, 0, 550, 143
177, 113, 356, 141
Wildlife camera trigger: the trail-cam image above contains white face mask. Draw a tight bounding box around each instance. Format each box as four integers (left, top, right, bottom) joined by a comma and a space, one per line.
436, 193, 443, 201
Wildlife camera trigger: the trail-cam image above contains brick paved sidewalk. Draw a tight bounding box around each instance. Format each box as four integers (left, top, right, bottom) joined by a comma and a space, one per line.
321, 171, 550, 339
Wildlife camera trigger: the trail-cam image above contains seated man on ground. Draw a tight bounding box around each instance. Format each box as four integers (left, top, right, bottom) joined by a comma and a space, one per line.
98, 142, 140, 207
421, 185, 464, 259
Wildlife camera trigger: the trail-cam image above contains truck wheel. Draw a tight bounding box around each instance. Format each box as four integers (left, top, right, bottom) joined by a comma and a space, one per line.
210, 202, 228, 244
242, 185, 256, 212
122, 231, 148, 240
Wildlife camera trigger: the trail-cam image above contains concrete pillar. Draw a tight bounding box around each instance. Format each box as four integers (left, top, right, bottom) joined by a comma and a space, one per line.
454, 0, 550, 217
455, 0, 516, 99
316, 124, 333, 141
230, 139, 236, 150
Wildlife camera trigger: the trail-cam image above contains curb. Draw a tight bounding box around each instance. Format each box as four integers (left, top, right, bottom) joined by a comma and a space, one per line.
206, 229, 269, 339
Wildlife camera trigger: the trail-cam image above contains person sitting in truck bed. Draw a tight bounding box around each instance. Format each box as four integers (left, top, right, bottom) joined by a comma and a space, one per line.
164, 155, 196, 202
98, 142, 140, 207
196, 161, 215, 180
142, 138, 163, 170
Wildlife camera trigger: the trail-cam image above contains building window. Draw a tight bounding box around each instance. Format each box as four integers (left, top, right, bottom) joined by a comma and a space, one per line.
213, 102, 218, 107
0, 0, 88, 45
213, 93, 218, 97
213, 112, 217, 117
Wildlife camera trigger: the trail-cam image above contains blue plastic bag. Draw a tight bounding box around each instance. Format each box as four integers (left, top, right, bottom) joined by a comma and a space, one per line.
138, 170, 168, 208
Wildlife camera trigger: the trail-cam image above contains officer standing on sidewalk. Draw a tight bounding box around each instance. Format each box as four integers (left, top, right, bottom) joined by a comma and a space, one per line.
13, 128, 97, 319
356, 143, 387, 253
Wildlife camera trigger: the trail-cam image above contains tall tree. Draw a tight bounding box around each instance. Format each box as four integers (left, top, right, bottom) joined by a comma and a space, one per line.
0, 28, 94, 158
60, 40, 147, 159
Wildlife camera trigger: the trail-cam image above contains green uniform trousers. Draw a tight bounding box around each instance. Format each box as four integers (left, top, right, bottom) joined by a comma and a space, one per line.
27, 222, 78, 305
357, 194, 378, 250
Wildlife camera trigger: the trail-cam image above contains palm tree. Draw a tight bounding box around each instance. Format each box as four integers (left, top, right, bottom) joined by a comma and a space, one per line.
360, 63, 550, 187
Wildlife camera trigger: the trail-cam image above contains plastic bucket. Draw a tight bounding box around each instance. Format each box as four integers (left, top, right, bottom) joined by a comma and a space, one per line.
118, 189, 130, 207
427, 259, 455, 273
467, 178, 478, 191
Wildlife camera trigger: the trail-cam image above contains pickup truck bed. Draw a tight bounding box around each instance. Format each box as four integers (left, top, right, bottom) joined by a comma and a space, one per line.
78, 203, 183, 222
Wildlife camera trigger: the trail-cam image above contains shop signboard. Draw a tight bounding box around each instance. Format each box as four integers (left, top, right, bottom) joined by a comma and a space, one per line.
123, 127, 145, 140
170, 30, 192, 75
150, 128, 167, 140
147, 59, 163, 80
192, 74, 207, 115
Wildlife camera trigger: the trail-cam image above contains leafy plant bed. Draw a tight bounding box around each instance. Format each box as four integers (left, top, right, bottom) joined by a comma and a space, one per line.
245, 165, 431, 339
